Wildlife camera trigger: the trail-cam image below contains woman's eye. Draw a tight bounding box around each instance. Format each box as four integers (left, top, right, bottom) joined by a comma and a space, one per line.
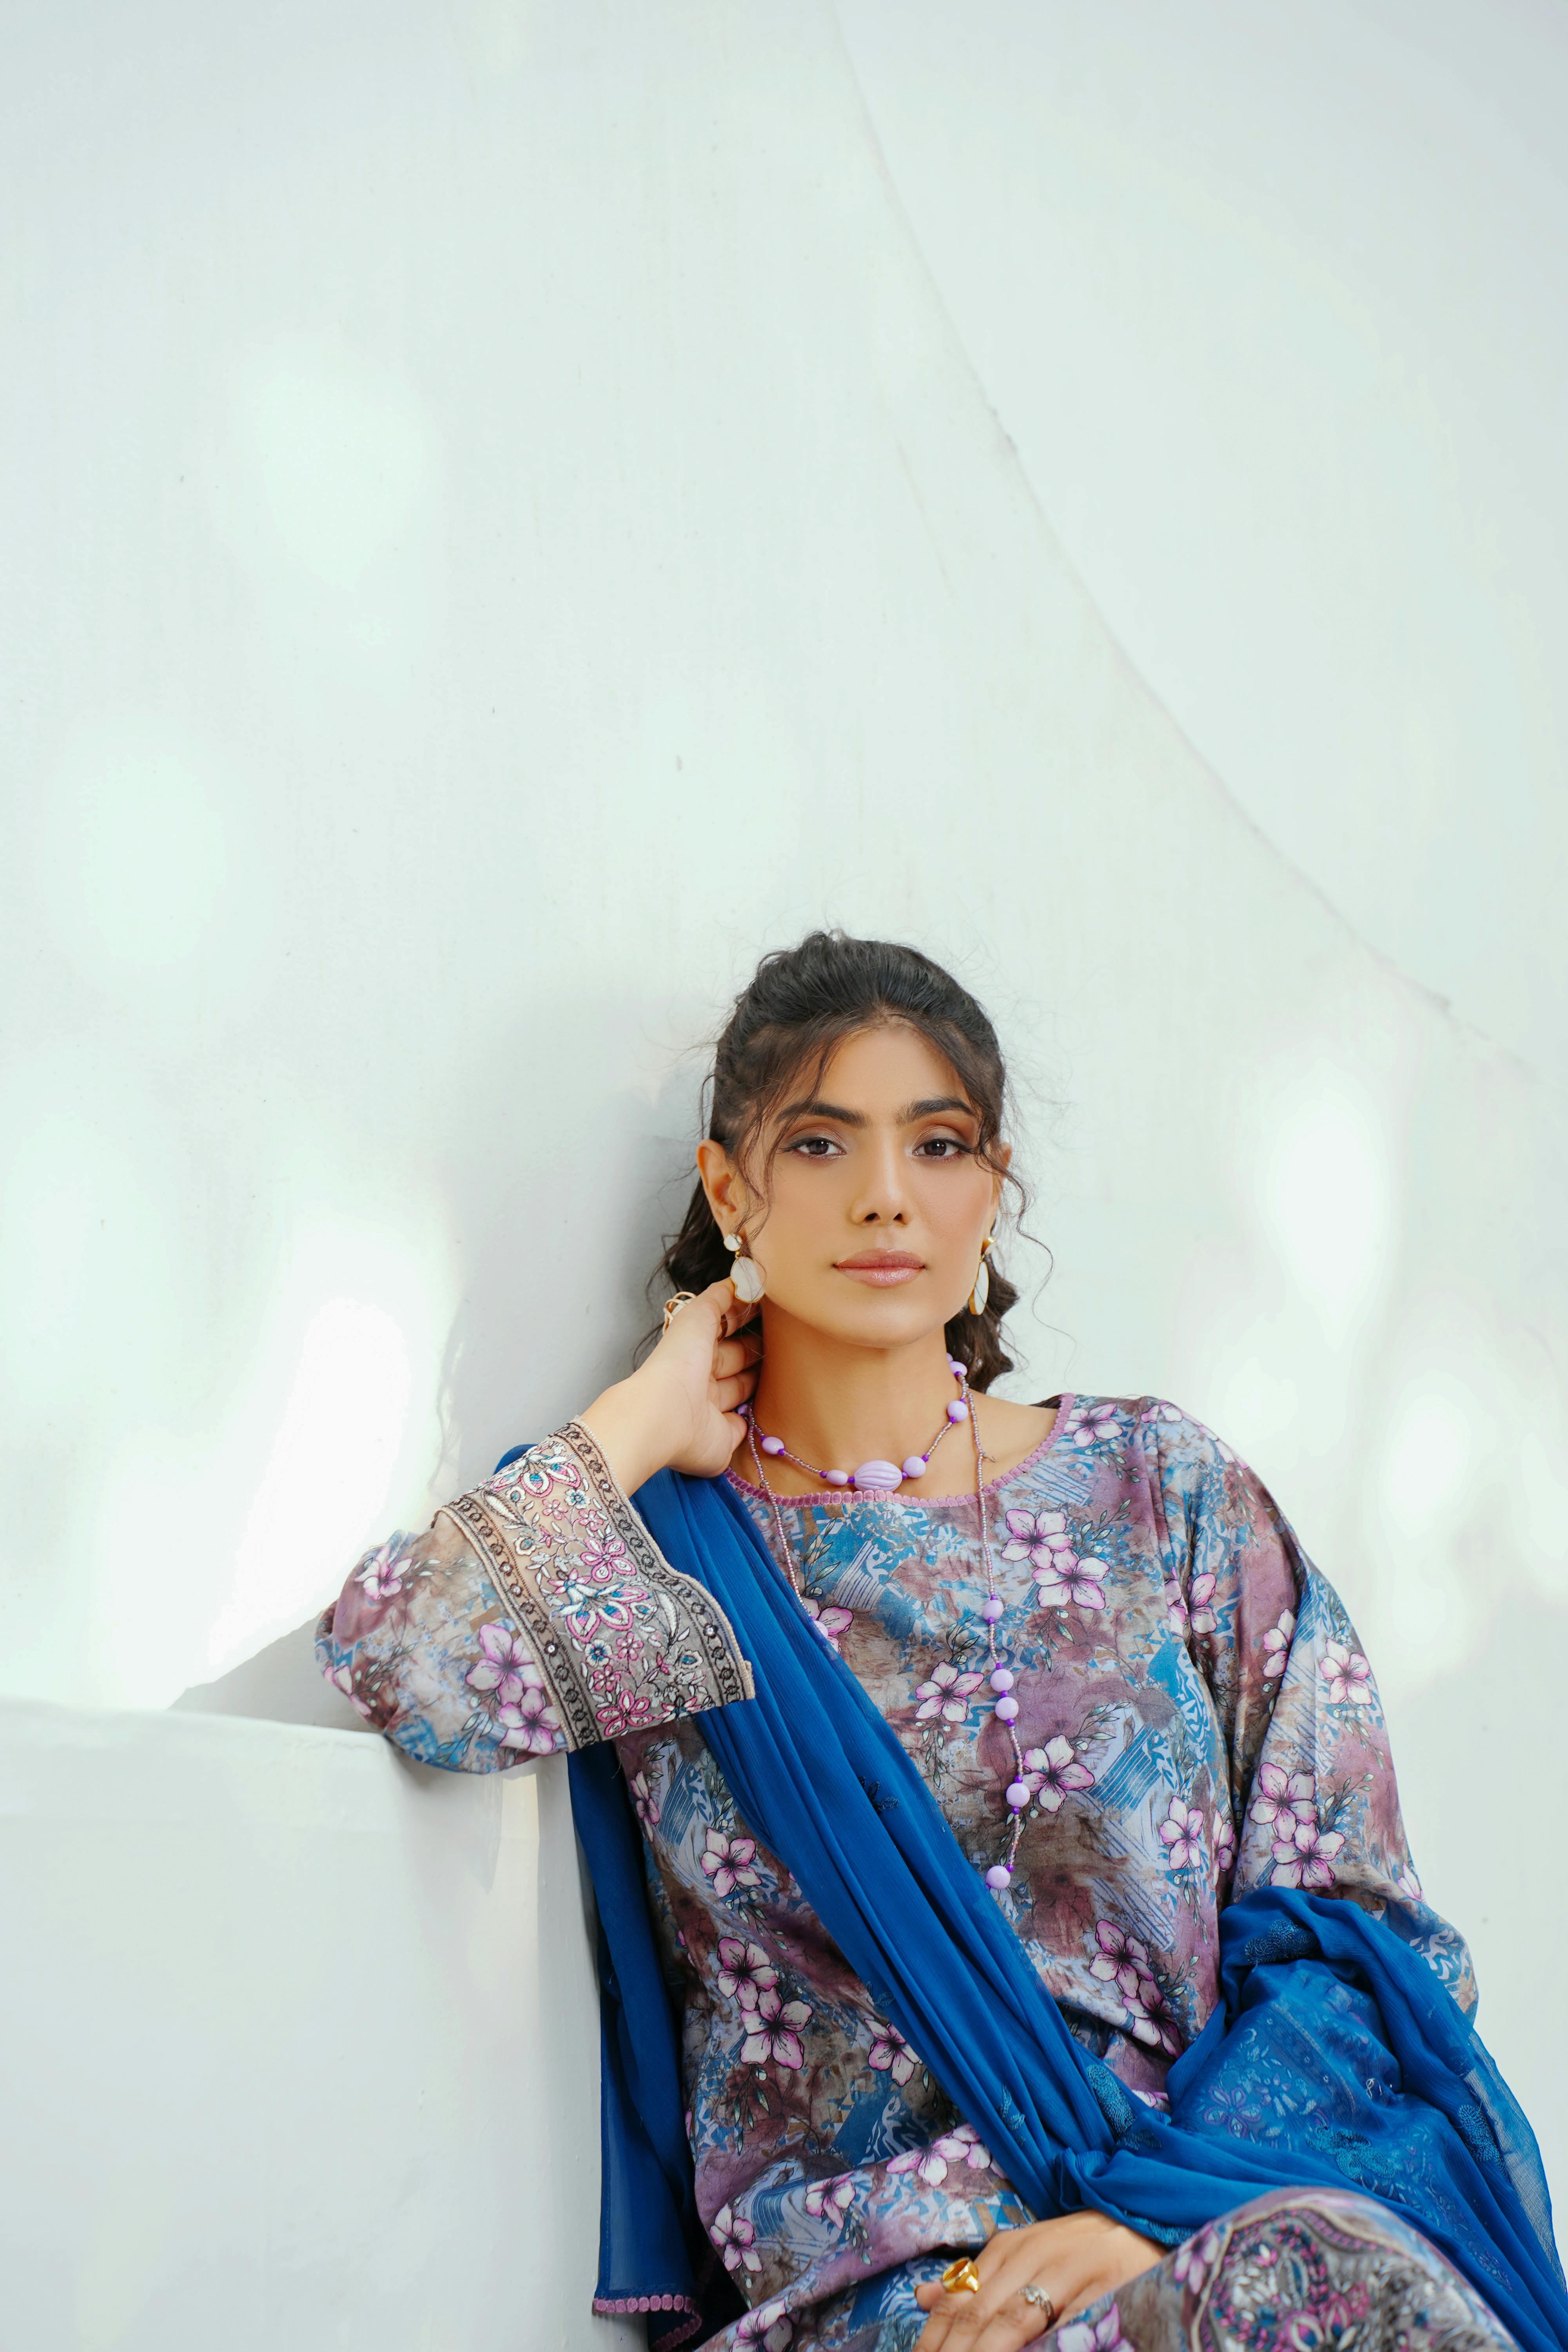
788, 1135, 842, 1158
914, 1136, 970, 1159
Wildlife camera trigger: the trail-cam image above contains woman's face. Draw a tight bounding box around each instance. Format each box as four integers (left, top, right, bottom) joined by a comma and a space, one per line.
698, 1022, 1002, 1352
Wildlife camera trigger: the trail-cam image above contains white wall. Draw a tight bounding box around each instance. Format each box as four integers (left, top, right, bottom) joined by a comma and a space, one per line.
0, 1700, 635, 2352
2, 1, 1565, 2339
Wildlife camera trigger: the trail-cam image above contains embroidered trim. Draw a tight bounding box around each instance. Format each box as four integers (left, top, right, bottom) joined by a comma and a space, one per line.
593, 2293, 702, 2349
441, 1423, 752, 1750
561, 1416, 755, 1700
441, 1484, 601, 1749
593, 2293, 699, 2311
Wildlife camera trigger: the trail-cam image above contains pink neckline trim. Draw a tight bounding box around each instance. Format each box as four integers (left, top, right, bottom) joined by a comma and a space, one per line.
724, 1394, 1074, 1507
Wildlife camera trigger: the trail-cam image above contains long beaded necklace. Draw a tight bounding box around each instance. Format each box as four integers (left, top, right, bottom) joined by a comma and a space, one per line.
744, 1370, 1032, 1891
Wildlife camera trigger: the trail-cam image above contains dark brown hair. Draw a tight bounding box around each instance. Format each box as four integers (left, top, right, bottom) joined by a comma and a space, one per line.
654, 931, 1025, 1388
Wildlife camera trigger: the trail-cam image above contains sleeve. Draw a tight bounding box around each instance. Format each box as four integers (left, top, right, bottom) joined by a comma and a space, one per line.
1142, 1402, 1476, 2011
314, 1420, 753, 1771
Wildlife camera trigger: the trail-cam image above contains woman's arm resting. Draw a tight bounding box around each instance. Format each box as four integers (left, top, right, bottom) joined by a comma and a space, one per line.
315, 1282, 759, 1768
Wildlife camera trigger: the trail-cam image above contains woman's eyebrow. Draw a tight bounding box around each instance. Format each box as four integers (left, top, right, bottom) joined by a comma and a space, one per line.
778, 1098, 866, 1125
776, 1095, 976, 1125
902, 1096, 976, 1121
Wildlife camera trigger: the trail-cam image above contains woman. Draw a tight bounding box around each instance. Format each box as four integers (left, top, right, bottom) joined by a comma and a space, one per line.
319, 933, 1563, 2352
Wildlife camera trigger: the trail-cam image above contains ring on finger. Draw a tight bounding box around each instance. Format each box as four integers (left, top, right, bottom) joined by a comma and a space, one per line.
939, 2256, 982, 2295
1019, 2283, 1056, 2327
661, 1292, 697, 1331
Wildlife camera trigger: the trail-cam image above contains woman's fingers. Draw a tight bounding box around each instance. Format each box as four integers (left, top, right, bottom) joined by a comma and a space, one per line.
916, 2285, 1053, 2352
712, 1367, 759, 1412
916, 2238, 1060, 2352
711, 1333, 763, 1381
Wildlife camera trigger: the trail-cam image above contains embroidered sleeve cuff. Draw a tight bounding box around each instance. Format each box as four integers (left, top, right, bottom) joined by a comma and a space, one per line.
445, 1423, 754, 1749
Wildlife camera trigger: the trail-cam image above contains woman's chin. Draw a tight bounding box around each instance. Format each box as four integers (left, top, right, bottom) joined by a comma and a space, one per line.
786, 1289, 956, 1350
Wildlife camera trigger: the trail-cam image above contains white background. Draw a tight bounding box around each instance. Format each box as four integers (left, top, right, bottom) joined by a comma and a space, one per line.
3, 3, 1566, 2343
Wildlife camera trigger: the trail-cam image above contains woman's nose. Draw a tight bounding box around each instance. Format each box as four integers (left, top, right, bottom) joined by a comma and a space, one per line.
848, 1136, 909, 1223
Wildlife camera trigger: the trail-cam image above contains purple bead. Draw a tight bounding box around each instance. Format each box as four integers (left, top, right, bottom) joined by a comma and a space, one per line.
980, 1596, 1004, 1624
852, 1459, 904, 1492
1006, 1780, 1031, 1810
901, 1455, 928, 1479
989, 1667, 1014, 1692
759, 1433, 786, 1456
947, 1399, 967, 1423
994, 1694, 1019, 1723
984, 1863, 1012, 1889
823, 1468, 850, 1488
947, 1357, 967, 1379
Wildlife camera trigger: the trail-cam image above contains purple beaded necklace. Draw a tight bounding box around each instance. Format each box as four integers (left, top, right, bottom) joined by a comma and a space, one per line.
743, 1365, 1032, 1892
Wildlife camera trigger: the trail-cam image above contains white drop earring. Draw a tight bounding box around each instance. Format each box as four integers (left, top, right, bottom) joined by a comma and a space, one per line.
968, 1233, 995, 1317
725, 1230, 766, 1304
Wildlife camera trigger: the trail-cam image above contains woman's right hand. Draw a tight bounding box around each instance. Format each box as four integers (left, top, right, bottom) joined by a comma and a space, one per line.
578, 1280, 762, 1494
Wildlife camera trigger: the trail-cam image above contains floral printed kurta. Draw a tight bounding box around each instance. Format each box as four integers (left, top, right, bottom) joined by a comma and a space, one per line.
318, 1399, 1510, 2351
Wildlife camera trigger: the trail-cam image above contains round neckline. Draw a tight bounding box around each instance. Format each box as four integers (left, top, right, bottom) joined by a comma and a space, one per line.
723, 1393, 1075, 1508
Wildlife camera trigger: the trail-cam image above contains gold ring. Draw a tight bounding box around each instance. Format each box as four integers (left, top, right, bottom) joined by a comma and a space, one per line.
1020, 2283, 1056, 2326
661, 1292, 697, 1331
940, 2256, 982, 2295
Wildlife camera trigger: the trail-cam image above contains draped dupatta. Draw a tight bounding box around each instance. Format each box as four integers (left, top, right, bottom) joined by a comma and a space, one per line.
568, 1466, 1566, 2352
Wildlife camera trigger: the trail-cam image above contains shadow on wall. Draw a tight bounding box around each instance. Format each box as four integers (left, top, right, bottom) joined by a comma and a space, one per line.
173, 1027, 713, 1733
173, 1618, 375, 1732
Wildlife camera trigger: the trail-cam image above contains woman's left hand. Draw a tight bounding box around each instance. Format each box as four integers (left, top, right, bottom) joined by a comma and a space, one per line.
914, 2212, 1162, 2348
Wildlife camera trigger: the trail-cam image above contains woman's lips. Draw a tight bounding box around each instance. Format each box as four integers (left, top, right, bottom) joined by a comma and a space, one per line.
835, 1252, 926, 1287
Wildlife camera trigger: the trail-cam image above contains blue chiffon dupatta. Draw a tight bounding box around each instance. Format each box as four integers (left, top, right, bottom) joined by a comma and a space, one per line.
559, 1463, 1566, 2351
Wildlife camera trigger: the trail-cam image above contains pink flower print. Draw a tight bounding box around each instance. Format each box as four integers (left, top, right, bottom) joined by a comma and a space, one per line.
1092, 1923, 1180, 2051
1069, 1400, 1120, 1449
1262, 1610, 1295, 1681
466, 1622, 538, 1709
803, 1597, 854, 1650
1034, 1556, 1109, 1612
915, 1659, 986, 1724
1212, 1811, 1237, 1880
717, 1938, 779, 2007
1188, 1573, 1217, 1636
1318, 1642, 1374, 1708
354, 1540, 407, 1601
1397, 1866, 1424, 1901
1174, 2226, 1224, 2296
322, 1659, 375, 1720
735, 2301, 792, 2350
1091, 1920, 1154, 2003
1022, 1737, 1096, 1811
702, 1829, 761, 1898
1249, 1762, 1318, 1833
740, 1989, 813, 2071
887, 2144, 955, 2187
496, 1665, 561, 1754
937, 2121, 994, 2171
630, 1770, 659, 1828
1126, 1977, 1184, 2056
803, 2174, 857, 2223
1058, 2301, 1130, 2352
1141, 1401, 1184, 1426
868, 2021, 921, 2084
710, 2204, 762, 2277
577, 1534, 627, 1583
1167, 1584, 1191, 1639
1160, 1796, 1204, 1871
1271, 1817, 1345, 1890
1001, 1507, 1073, 1574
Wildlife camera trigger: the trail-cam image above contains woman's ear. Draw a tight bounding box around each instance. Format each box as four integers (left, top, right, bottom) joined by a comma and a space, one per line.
696, 1139, 747, 1232
990, 1138, 1012, 1210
